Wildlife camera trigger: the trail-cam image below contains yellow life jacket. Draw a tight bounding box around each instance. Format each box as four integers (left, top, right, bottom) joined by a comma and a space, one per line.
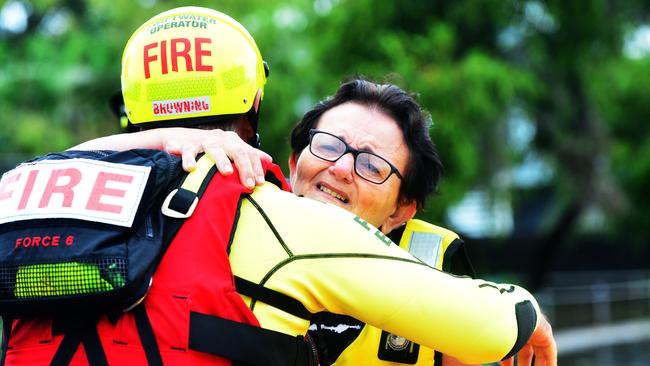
309, 219, 474, 365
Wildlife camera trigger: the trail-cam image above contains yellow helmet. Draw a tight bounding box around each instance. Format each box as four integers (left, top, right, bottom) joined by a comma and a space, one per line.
121, 6, 267, 130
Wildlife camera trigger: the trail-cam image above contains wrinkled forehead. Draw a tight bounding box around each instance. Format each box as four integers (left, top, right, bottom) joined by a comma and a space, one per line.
314, 102, 409, 164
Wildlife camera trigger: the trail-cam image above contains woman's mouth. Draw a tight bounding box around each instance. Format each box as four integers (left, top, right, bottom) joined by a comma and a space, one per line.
317, 184, 348, 203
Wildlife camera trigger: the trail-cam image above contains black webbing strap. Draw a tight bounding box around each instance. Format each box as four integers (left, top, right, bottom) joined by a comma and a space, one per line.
51, 330, 81, 366
82, 327, 110, 366
1, 317, 12, 366
433, 351, 442, 366
133, 304, 164, 366
234, 276, 311, 320
168, 188, 198, 215
50, 316, 109, 366
188, 311, 312, 366
443, 238, 477, 278
49, 307, 162, 366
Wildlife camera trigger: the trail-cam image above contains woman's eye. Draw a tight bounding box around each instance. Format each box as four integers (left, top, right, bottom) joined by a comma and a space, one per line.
322, 144, 340, 152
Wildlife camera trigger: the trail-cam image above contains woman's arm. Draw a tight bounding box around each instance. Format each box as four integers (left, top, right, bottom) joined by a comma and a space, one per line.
70, 127, 272, 188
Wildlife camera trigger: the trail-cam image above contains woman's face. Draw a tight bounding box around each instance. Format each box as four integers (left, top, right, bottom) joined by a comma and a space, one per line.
289, 102, 415, 233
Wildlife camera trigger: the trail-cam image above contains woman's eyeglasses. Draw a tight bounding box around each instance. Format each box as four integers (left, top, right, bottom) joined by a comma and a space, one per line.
308, 129, 403, 184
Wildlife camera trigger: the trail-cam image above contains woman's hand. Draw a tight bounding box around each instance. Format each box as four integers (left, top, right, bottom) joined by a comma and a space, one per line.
500, 314, 556, 366
160, 128, 272, 189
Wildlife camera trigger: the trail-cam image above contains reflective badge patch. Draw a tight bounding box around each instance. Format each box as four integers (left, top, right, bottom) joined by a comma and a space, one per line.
407, 232, 443, 267
0, 159, 150, 227
378, 330, 419, 364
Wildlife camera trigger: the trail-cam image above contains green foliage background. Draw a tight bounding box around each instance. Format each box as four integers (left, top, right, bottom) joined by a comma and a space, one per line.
2, 0, 650, 254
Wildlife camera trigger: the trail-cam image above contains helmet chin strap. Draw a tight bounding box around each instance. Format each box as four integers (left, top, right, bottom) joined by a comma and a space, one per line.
250, 133, 261, 149
246, 89, 264, 148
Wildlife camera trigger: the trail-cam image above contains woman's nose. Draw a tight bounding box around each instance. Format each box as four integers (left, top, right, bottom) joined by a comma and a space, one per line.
328, 153, 354, 182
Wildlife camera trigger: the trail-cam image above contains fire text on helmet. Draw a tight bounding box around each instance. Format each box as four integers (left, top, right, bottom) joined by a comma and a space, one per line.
143, 37, 213, 79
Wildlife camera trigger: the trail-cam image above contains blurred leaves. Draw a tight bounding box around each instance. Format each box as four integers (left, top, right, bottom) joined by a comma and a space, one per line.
2, 0, 650, 247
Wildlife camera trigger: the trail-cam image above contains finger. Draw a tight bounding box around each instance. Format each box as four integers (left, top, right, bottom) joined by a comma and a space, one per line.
258, 149, 273, 164
206, 147, 234, 176
205, 130, 256, 188
163, 140, 182, 156
231, 151, 256, 189
181, 144, 200, 172
533, 344, 555, 366
250, 151, 267, 185
255, 150, 273, 185
518, 345, 534, 366
532, 315, 557, 366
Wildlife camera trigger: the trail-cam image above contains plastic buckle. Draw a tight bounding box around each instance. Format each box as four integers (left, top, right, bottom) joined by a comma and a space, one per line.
161, 189, 199, 218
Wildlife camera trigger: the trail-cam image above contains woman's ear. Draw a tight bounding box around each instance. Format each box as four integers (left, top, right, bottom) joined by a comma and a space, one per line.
379, 200, 417, 234
288, 152, 299, 184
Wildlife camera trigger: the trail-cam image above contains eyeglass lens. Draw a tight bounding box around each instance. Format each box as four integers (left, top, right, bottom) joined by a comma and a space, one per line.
310, 132, 394, 183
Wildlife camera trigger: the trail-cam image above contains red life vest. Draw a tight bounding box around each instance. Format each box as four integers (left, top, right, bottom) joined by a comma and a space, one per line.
4, 159, 303, 366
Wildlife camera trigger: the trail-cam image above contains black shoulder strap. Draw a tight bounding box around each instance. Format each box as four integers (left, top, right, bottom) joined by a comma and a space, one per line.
133, 305, 164, 366
443, 238, 476, 278
50, 315, 109, 366
188, 311, 313, 366
434, 351, 443, 366
1, 317, 12, 366
234, 276, 311, 320
50, 330, 82, 366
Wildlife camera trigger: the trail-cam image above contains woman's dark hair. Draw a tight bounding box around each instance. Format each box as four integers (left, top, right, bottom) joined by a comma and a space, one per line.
290, 78, 443, 209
